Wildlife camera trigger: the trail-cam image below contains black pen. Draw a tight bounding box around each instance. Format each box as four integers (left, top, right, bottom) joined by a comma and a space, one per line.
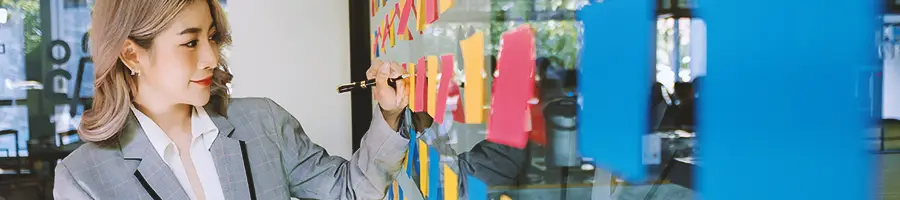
337, 74, 413, 93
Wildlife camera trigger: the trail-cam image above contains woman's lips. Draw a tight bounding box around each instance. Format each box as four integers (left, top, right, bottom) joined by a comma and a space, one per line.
191, 77, 213, 86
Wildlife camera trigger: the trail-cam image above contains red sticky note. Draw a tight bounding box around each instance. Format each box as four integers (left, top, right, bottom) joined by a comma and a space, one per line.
397, 0, 413, 36
449, 83, 466, 123
415, 57, 428, 112
486, 25, 536, 149
426, 0, 439, 24
435, 54, 454, 123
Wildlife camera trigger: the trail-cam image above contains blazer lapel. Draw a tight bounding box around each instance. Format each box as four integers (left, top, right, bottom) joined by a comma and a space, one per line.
120, 113, 191, 200
206, 106, 256, 200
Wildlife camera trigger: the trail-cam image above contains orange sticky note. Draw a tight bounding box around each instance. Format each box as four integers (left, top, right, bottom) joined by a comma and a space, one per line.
460, 31, 486, 124
427, 56, 439, 117
393, 181, 400, 199
370, 32, 376, 60
486, 25, 536, 149
418, 140, 430, 197
415, 57, 428, 112
417, 0, 427, 31
381, 21, 389, 49
443, 164, 459, 200
439, 0, 453, 14
407, 63, 416, 110
435, 54, 454, 123
425, 0, 438, 24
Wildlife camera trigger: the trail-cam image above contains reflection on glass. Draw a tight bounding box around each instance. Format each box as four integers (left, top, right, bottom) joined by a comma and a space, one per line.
0, 106, 29, 157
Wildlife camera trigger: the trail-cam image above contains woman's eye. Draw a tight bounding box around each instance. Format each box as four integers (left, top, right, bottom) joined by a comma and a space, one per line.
183, 40, 199, 48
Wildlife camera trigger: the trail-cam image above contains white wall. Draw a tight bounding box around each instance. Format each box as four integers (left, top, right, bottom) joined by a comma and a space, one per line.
227, 0, 353, 158
884, 56, 900, 120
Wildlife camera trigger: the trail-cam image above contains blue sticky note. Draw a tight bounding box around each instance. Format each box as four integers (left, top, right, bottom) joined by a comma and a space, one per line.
466, 175, 487, 200
387, 185, 394, 200
407, 122, 417, 176
428, 147, 441, 200
577, 0, 652, 182
697, 0, 877, 200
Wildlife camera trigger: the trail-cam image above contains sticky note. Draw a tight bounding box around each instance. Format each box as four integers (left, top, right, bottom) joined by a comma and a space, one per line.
407, 137, 417, 176
374, 31, 380, 58
442, 164, 459, 200
460, 31, 486, 124
391, 181, 400, 200
428, 147, 441, 200
427, 56, 439, 117
435, 54, 454, 123
371, 32, 377, 59
415, 57, 428, 112
385, 13, 396, 48
388, 185, 394, 200
418, 140, 429, 197
425, 0, 438, 24
486, 25, 536, 149
406, 63, 416, 111
417, 0, 427, 31
467, 175, 487, 200
398, 0, 413, 37
450, 84, 465, 123
439, 0, 453, 14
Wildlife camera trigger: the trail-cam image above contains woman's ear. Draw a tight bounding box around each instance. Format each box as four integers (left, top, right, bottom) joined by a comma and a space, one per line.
120, 39, 143, 75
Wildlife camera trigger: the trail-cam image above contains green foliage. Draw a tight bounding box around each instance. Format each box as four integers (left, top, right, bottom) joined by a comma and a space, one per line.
489, 0, 582, 70
1, 0, 41, 55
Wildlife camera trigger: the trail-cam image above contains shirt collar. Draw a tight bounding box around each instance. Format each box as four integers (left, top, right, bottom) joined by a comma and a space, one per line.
130, 105, 220, 156
192, 106, 220, 149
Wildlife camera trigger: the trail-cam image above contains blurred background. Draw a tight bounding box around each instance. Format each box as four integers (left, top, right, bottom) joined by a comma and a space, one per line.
0, 0, 897, 199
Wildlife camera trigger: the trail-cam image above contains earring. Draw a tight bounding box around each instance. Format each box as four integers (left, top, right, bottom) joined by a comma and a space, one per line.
131, 70, 139, 76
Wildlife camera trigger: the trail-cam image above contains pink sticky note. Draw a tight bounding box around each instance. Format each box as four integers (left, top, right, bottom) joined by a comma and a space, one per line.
486, 25, 536, 149
415, 57, 428, 112
397, 0, 413, 36
435, 54, 454, 123
426, 0, 438, 24
382, 16, 390, 48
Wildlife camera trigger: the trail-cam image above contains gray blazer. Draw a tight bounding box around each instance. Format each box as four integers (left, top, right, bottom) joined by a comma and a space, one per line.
53, 97, 408, 200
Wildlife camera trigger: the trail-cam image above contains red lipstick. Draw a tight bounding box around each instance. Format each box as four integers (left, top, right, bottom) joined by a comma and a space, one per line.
191, 76, 213, 86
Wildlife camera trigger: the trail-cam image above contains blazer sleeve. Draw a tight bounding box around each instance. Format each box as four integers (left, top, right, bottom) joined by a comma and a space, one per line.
264, 98, 409, 200
53, 163, 94, 200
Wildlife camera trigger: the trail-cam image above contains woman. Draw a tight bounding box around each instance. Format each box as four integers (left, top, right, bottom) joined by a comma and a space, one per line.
53, 0, 410, 199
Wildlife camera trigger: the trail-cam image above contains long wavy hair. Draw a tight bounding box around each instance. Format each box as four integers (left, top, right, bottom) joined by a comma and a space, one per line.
79, 0, 233, 142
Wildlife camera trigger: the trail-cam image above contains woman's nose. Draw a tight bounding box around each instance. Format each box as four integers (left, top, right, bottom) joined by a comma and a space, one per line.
199, 42, 219, 70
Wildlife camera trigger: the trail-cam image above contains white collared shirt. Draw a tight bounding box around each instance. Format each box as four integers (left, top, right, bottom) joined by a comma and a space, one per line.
130, 106, 225, 200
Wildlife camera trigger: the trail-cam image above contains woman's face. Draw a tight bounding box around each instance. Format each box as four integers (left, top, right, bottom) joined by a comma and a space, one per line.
130, 1, 219, 107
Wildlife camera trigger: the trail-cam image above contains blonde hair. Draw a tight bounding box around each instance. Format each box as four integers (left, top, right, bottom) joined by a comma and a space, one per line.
80, 0, 233, 142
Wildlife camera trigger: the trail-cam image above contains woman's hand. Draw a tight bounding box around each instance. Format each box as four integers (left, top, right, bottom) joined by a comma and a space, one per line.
367, 59, 409, 131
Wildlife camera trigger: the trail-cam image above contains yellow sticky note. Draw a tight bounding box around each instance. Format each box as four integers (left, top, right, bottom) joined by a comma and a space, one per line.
389, 10, 396, 47
427, 56, 439, 117
460, 31, 486, 124
393, 181, 400, 199
416, 0, 427, 32
407, 63, 417, 111
442, 164, 459, 200
418, 140, 430, 197
439, 0, 453, 14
